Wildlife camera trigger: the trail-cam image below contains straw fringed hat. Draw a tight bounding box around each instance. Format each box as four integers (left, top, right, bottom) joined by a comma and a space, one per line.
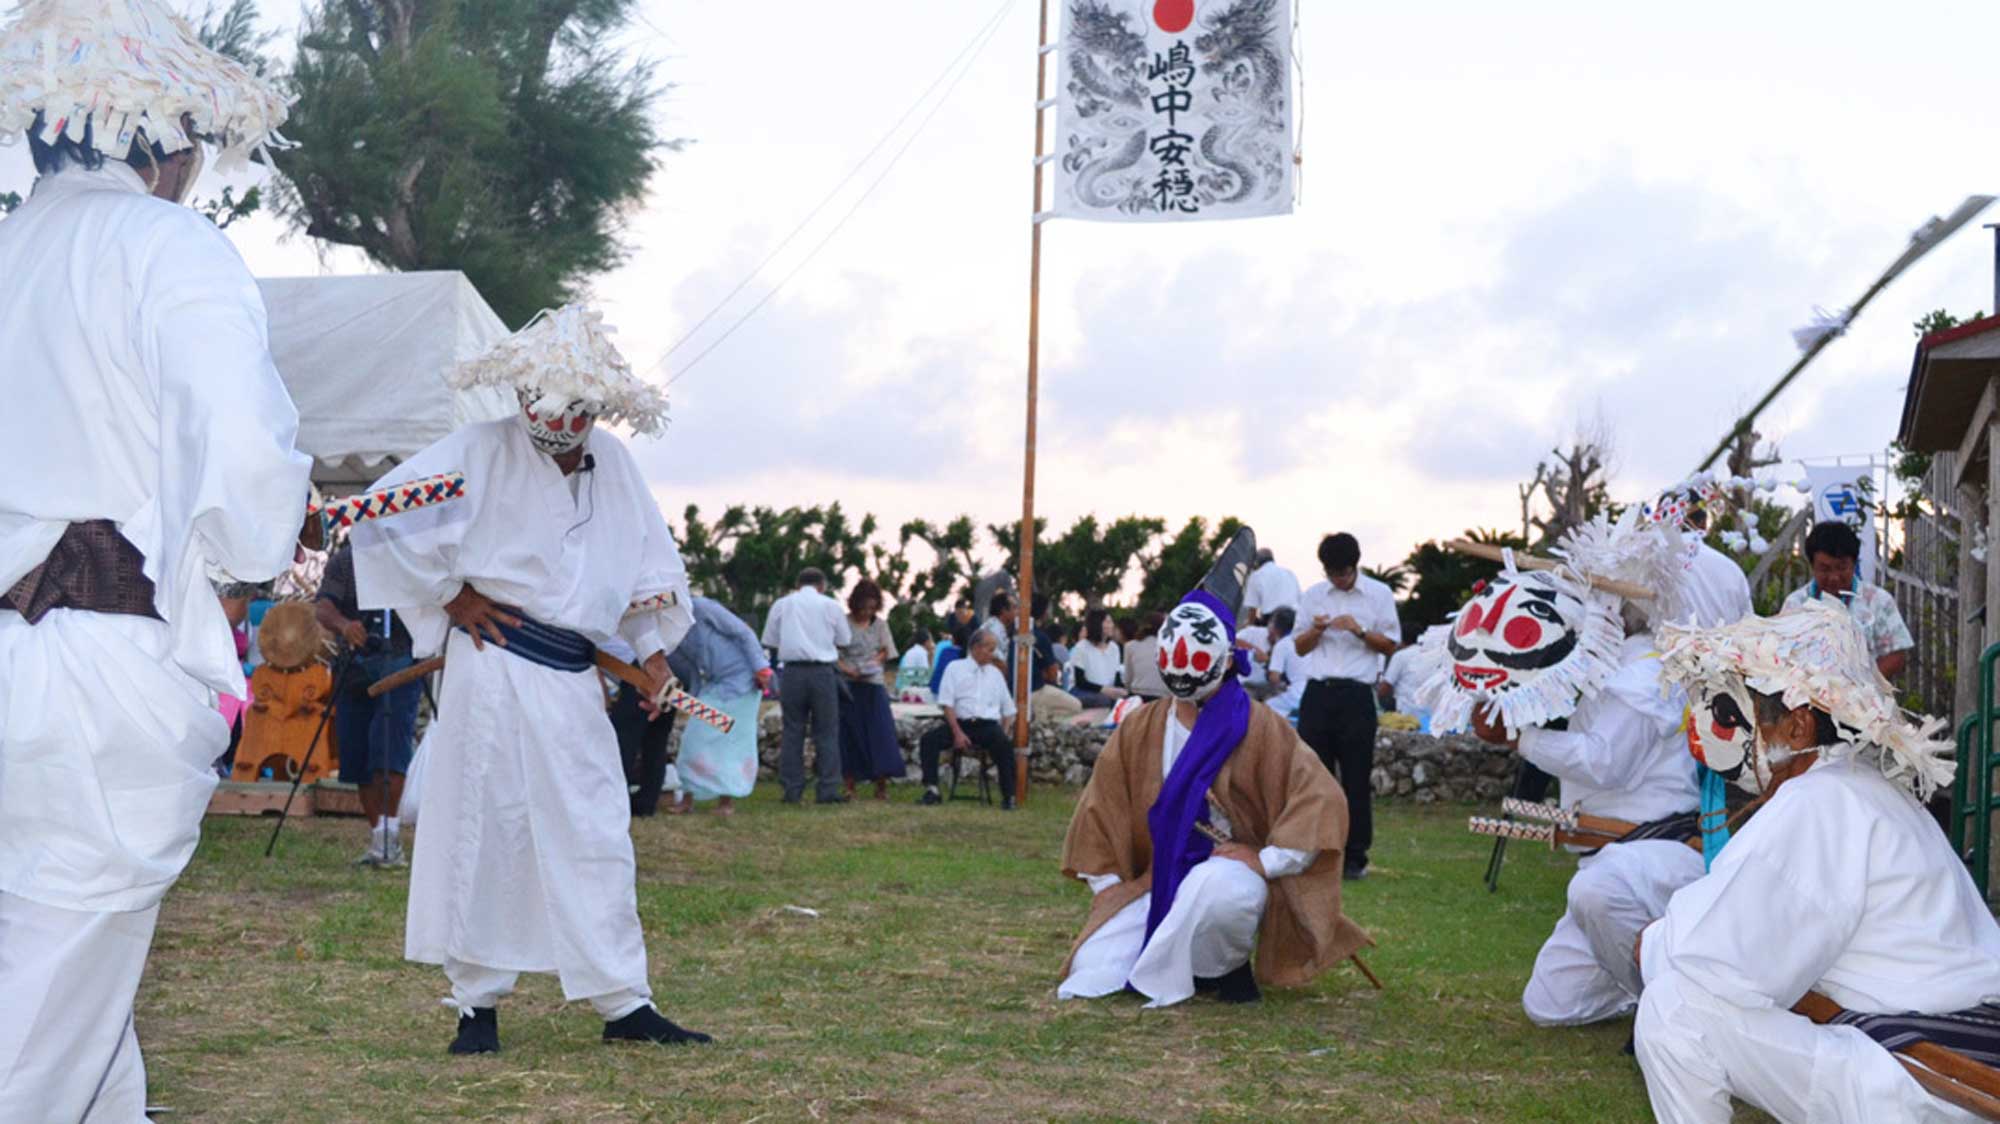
0, 0, 291, 169
256, 599, 327, 672
449, 304, 670, 435
1658, 599, 1954, 800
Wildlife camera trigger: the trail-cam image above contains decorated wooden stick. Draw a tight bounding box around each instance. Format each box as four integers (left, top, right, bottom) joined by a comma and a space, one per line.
368, 649, 732, 733
1794, 991, 2000, 1120
315, 472, 468, 534
1443, 540, 1654, 601
624, 591, 681, 616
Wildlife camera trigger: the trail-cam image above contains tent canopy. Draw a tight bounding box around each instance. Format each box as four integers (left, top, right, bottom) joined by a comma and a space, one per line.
258, 271, 516, 489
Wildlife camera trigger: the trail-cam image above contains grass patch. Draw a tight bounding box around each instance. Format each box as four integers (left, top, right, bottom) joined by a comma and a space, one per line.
141, 792, 1680, 1122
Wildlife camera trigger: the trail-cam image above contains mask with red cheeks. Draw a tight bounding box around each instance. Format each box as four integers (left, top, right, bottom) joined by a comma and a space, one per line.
1443, 572, 1586, 694
517, 387, 596, 455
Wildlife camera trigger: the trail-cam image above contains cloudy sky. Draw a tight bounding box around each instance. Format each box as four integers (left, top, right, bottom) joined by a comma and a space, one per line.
7, 0, 1997, 590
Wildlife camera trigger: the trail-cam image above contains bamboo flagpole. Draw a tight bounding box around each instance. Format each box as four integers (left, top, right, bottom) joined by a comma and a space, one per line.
1013, 0, 1052, 803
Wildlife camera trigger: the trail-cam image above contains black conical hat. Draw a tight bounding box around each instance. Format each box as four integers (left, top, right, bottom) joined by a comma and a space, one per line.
1195, 527, 1258, 618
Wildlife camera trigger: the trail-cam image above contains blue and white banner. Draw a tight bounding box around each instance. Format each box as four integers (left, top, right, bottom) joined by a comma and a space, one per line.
1805, 465, 1878, 581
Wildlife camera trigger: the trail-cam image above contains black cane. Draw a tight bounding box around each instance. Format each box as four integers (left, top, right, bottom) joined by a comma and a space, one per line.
265, 646, 356, 858
1484, 759, 1555, 893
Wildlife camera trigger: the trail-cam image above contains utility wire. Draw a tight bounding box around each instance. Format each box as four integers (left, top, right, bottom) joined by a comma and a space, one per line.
657, 0, 1020, 384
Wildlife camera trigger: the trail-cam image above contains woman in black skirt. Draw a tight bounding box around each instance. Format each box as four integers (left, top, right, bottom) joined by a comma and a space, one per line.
837, 579, 904, 799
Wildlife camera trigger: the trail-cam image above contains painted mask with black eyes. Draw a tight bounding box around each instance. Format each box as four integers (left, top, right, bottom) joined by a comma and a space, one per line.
517, 387, 596, 456
1444, 572, 1587, 694
1685, 679, 1775, 794
1157, 601, 1233, 702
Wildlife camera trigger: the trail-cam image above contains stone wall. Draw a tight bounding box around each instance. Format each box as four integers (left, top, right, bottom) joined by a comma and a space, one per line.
675, 704, 1509, 802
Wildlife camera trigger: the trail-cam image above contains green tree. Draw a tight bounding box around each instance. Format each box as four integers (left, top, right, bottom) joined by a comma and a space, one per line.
1398, 527, 1526, 632
275, 0, 672, 326
988, 514, 1165, 616
883, 516, 984, 640
675, 504, 877, 630
1136, 516, 1245, 612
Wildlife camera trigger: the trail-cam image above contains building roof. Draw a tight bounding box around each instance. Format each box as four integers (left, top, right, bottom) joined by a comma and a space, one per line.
1899, 314, 2000, 451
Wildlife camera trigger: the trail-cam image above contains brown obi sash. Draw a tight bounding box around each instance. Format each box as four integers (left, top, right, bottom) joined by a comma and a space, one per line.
1, 520, 161, 624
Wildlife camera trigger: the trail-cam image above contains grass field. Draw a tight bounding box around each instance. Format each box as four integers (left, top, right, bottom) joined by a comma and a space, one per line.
140, 792, 1691, 1122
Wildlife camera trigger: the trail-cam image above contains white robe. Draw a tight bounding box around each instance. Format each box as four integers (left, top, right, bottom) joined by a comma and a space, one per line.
353, 421, 692, 1000
1058, 714, 1313, 1008
0, 163, 310, 1122
1514, 637, 1703, 1026
1636, 756, 2000, 1123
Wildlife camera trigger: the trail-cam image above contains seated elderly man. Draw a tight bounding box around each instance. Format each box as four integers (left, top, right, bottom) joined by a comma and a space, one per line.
1635, 601, 2000, 1123
916, 628, 1018, 809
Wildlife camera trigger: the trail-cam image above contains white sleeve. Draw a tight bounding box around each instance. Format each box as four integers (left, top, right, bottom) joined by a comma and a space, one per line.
1517, 693, 1667, 789
1376, 585, 1403, 642
1257, 846, 1316, 880
760, 600, 784, 650
1080, 872, 1123, 894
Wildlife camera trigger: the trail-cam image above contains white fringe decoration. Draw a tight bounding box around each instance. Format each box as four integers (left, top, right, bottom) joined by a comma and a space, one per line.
449, 305, 670, 435
1658, 600, 1954, 800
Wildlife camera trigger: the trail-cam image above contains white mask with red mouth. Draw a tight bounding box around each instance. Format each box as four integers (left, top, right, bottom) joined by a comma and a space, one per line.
1445, 572, 1589, 695
517, 387, 596, 456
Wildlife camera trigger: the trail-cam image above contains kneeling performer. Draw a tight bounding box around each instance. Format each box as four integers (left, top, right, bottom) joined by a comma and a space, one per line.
1058, 531, 1370, 1007
353, 306, 711, 1053
1635, 601, 2000, 1123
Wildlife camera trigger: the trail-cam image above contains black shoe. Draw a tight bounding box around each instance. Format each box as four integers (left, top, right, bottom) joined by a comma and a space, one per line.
1622, 1032, 1637, 1057
1198, 963, 1261, 1004
781, 794, 804, 806
449, 1007, 499, 1055
1343, 862, 1369, 881
1001, 797, 1017, 811
919, 790, 942, 806
602, 1006, 713, 1046
816, 793, 850, 805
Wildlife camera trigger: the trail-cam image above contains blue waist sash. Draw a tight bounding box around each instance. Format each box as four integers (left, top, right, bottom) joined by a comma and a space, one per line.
458, 605, 595, 673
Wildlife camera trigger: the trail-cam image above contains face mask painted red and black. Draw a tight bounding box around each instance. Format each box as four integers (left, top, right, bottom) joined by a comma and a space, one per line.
517, 387, 596, 456
1444, 572, 1586, 694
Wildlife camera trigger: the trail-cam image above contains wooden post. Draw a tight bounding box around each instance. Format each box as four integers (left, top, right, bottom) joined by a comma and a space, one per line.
1014, 0, 1052, 803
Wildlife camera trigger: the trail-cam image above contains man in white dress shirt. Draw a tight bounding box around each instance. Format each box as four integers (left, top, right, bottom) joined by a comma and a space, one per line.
0, 7, 312, 1116
762, 568, 854, 805
1291, 534, 1402, 879
1638, 602, 1996, 1123
1240, 549, 1302, 626
917, 629, 1019, 808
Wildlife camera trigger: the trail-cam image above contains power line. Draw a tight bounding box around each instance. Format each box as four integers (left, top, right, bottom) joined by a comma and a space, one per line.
657, 0, 1020, 384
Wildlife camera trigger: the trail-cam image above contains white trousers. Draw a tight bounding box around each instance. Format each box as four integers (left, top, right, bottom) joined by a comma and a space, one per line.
442, 957, 650, 1022
1523, 840, 1706, 1027
1057, 857, 1268, 1008
1636, 969, 1980, 1124
0, 891, 159, 1123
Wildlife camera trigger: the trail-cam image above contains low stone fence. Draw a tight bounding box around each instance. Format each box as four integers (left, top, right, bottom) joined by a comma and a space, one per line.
668, 703, 1511, 802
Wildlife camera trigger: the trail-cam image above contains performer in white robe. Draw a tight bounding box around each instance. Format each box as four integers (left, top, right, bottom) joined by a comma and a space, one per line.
1638, 601, 2000, 1123
352, 305, 710, 1053
0, 7, 308, 1118
1426, 511, 1709, 1027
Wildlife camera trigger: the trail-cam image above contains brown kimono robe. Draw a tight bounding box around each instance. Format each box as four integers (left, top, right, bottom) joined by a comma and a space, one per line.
1060, 698, 1372, 988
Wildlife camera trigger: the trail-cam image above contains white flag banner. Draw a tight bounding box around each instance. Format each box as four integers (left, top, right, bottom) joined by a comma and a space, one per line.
1804, 465, 1878, 582
1052, 0, 1295, 223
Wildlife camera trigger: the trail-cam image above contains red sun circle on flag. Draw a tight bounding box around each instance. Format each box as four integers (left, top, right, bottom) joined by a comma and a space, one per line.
1153, 0, 1194, 34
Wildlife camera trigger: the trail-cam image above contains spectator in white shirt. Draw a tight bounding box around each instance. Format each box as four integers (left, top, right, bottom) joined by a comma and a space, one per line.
1235, 620, 1273, 700
1241, 548, 1303, 626
761, 568, 853, 804
1292, 533, 1402, 879
916, 629, 1019, 809
1377, 639, 1424, 714
1263, 608, 1306, 718
1067, 607, 1126, 708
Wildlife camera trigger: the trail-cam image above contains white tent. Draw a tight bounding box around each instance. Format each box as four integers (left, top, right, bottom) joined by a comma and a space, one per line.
257, 271, 516, 490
